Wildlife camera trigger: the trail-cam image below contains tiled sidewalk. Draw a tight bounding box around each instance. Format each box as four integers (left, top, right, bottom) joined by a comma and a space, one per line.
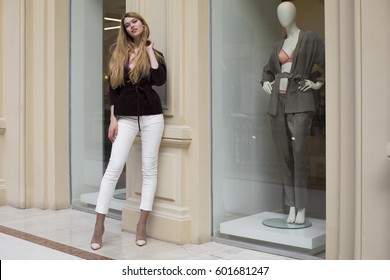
0, 206, 293, 260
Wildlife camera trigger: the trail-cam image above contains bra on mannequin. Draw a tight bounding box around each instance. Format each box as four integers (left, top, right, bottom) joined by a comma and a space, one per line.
278, 48, 294, 65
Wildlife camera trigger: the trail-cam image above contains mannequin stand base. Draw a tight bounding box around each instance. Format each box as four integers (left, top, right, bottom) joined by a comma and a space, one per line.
113, 192, 126, 200
262, 218, 312, 229
220, 212, 325, 253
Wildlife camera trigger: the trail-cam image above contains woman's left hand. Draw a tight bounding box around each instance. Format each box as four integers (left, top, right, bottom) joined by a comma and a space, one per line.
146, 38, 159, 69
146, 38, 154, 52
299, 79, 324, 92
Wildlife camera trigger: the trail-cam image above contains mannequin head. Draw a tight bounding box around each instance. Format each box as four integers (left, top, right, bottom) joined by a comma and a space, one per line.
277, 1, 297, 28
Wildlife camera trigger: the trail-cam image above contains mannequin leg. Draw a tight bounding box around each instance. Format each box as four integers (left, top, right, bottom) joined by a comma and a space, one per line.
287, 207, 296, 223
270, 99, 296, 209
286, 207, 306, 224
287, 112, 312, 213
136, 210, 150, 246
90, 213, 106, 250
295, 208, 306, 224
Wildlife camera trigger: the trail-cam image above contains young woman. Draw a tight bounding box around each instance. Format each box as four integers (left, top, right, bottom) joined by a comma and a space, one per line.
90, 12, 166, 249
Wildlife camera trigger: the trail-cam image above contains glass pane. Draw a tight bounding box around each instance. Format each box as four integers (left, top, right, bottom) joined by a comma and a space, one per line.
70, 0, 126, 216
211, 0, 326, 258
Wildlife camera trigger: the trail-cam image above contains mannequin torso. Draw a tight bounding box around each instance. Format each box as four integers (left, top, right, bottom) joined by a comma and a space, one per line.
262, 1, 324, 95
279, 32, 299, 91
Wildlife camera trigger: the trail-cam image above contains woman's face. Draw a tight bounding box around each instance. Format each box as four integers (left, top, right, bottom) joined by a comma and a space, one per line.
123, 17, 144, 39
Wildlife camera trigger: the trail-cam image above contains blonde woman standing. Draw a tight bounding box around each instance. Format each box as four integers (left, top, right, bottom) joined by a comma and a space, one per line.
90, 12, 166, 249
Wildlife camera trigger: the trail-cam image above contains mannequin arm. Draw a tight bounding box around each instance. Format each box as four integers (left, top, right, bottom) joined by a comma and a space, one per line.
299, 79, 324, 92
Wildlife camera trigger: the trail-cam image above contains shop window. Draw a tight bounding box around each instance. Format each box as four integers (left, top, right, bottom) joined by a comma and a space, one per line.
70, 0, 126, 217
211, 0, 325, 258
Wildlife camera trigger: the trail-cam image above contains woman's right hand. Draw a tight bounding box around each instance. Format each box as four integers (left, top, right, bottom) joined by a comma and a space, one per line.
263, 81, 274, 95
108, 117, 118, 143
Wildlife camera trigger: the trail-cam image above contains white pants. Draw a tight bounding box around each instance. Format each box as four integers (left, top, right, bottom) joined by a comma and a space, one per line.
95, 114, 164, 214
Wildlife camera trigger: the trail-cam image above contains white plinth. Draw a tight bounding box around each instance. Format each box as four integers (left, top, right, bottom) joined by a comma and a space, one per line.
220, 212, 325, 252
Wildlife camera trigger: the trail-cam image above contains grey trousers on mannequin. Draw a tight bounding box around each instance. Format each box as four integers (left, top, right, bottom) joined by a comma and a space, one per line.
270, 94, 312, 209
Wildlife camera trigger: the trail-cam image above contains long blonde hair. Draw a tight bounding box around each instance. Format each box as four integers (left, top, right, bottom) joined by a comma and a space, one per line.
109, 12, 163, 87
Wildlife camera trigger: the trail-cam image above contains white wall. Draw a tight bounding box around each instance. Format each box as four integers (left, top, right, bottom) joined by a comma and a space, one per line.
361, 0, 390, 259
1, 0, 70, 209
1, 0, 24, 207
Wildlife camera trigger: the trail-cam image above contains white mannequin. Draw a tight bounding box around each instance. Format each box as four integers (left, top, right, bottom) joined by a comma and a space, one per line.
263, 1, 324, 224
263, 1, 324, 95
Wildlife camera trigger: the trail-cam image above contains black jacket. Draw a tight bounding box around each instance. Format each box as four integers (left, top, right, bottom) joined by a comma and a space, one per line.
109, 53, 166, 117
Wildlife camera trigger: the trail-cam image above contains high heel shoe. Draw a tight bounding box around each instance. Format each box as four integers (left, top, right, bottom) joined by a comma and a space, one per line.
90, 242, 102, 250
136, 239, 147, 246
135, 222, 147, 246
90, 226, 104, 250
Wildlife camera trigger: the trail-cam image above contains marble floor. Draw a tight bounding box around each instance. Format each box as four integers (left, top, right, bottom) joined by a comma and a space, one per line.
0, 206, 294, 260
